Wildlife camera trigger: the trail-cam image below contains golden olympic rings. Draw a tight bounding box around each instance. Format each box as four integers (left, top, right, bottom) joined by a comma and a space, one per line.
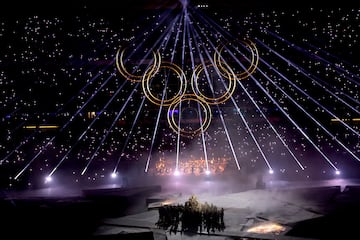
142, 61, 187, 107
115, 48, 161, 82
115, 40, 258, 137
167, 94, 212, 138
191, 62, 237, 105
214, 39, 259, 80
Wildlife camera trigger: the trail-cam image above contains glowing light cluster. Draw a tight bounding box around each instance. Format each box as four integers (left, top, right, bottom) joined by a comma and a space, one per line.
246, 222, 286, 234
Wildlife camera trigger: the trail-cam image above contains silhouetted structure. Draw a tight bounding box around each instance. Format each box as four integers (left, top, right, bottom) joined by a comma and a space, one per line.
156, 195, 225, 234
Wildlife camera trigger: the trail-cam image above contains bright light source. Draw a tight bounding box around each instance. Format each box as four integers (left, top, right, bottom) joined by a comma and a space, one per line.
174, 170, 180, 176
269, 169, 274, 174
205, 170, 211, 175
335, 170, 341, 175
247, 222, 286, 234
45, 176, 52, 183
111, 172, 117, 178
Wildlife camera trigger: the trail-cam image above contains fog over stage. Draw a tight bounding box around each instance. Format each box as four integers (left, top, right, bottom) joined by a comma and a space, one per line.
98, 176, 360, 240
2, 175, 360, 239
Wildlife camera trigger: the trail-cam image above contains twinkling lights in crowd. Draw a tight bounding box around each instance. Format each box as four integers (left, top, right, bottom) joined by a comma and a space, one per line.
0, 3, 359, 188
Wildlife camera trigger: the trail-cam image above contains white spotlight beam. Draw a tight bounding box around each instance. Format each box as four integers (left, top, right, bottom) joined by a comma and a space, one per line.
187, 13, 241, 170
145, 13, 183, 172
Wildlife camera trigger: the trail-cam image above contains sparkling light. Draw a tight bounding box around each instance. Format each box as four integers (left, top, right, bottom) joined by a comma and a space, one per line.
0, 5, 358, 188
45, 176, 52, 183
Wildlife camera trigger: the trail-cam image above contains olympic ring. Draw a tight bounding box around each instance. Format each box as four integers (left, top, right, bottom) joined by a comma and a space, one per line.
115, 39, 258, 137
115, 48, 161, 82
191, 62, 236, 105
142, 61, 187, 106
167, 94, 212, 138
214, 39, 259, 80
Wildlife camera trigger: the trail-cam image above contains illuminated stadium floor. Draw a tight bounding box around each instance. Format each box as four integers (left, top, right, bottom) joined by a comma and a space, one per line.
2, 178, 360, 239
94, 178, 360, 240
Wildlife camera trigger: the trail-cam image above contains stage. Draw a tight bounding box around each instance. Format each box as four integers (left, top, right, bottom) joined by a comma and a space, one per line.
2, 177, 358, 239
93, 179, 360, 240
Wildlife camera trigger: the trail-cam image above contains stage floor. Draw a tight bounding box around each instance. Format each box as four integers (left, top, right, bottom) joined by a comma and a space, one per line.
2, 178, 360, 240
94, 178, 360, 240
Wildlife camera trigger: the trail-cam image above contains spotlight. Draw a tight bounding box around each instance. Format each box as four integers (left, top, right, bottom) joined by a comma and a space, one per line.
335, 170, 341, 175
45, 176, 52, 183
269, 169, 274, 174
205, 170, 211, 175
174, 170, 180, 176
111, 172, 117, 178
